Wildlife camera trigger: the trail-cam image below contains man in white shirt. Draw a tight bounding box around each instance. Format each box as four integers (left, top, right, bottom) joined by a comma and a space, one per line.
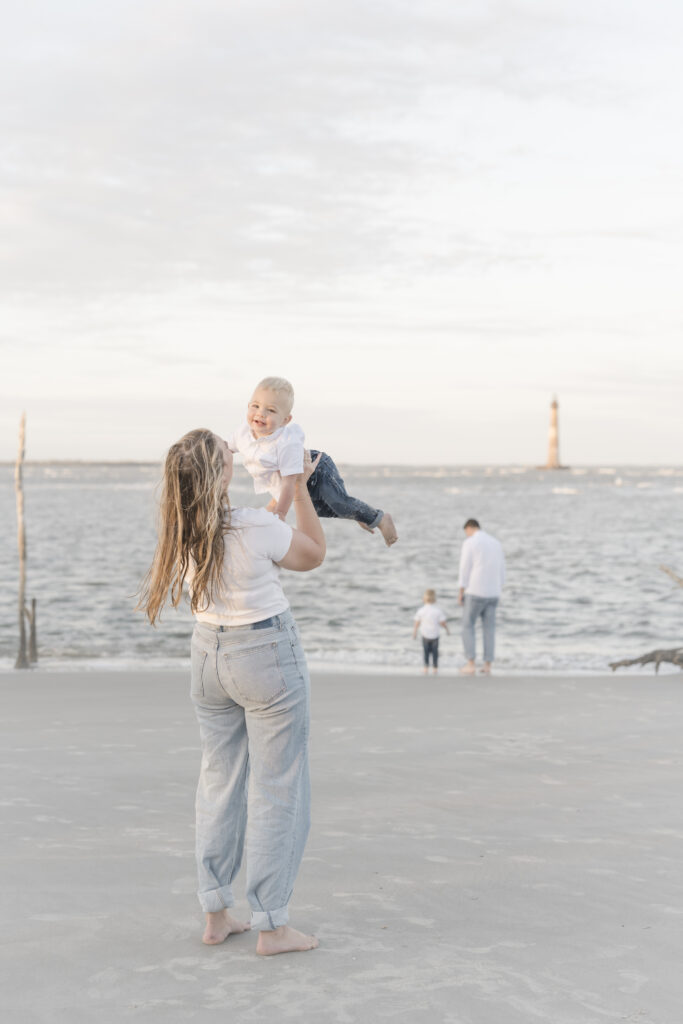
458, 518, 505, 675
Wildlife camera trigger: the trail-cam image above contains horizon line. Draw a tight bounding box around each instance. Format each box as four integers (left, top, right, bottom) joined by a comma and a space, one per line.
2, 460, 683, 469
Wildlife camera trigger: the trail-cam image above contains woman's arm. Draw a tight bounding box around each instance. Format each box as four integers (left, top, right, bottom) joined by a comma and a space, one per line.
277, 455, 326, 572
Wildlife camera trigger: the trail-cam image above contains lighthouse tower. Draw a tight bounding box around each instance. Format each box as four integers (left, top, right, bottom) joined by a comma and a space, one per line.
546, 396, 562, 469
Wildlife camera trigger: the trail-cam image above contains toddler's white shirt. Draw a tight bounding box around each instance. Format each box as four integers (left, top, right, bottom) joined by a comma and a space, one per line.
227, 421, 305, 500
414, 604, 446, 640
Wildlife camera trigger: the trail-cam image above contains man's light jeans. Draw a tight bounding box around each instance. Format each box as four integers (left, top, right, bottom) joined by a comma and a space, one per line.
190, 610, 310, 931
462, 595, 499, 663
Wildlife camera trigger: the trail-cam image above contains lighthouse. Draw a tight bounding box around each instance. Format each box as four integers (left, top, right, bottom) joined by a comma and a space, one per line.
545, 396, 567, 469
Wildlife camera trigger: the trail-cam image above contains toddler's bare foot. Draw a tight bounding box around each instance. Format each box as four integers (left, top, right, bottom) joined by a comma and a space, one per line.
256, 925, 319, 957
358, 522, 375, 533
378, 513, 398, 546
202, 909, 251, 945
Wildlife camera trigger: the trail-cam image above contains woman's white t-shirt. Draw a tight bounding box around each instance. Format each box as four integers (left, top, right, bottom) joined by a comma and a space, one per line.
189, 507, 293, 626
414, 603, 446, 640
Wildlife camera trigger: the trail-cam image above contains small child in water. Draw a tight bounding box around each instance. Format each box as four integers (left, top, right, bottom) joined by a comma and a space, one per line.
413, 589, 449, 674
227, 376, 398, 545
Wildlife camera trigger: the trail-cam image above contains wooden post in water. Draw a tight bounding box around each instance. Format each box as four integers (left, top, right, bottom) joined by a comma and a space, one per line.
15, 413, 29, 669
29, 598, 38, 663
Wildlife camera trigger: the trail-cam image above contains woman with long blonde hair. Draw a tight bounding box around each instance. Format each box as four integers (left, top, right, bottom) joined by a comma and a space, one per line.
139, 428, 325, 956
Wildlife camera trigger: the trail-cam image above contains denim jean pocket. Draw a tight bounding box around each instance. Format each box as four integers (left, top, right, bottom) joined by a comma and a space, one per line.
223, 640, 286, 706
191, 645, 208, 698
288, 619, 300, 644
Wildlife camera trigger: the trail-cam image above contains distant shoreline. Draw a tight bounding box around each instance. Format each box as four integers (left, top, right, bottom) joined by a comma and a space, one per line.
0, 666, 673, 680
1, 659, 680, 678
2, 461, 683, 469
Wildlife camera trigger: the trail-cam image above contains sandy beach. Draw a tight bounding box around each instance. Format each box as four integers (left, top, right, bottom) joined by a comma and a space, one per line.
3, 667, 683, 1023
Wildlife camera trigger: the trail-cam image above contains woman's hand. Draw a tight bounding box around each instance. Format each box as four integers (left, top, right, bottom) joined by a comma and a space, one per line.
278, 451, 326, 572
301, 450, 322, 483
293, 450, 322, 499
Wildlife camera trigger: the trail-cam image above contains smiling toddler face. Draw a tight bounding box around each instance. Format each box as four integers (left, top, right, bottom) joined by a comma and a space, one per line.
247, 387, 292, 437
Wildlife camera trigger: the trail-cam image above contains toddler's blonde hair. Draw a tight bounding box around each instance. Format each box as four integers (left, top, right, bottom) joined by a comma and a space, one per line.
256, 376, 294, 414
423, 589, 436, 603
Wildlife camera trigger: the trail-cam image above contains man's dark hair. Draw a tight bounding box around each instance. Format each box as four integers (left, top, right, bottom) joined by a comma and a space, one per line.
463, 518, 480, 530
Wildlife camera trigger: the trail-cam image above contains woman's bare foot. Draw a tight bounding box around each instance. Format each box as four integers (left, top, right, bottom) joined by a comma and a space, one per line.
358, 521, 375, 533
480, 663, 492, 675
460, 661, 476, 675
378, 513, 398, 546
202, 909, 251, 945
256, 925, 319, 957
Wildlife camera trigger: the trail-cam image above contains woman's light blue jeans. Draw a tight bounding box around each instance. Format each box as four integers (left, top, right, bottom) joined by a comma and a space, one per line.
462, 595, 499, 663
190, 610, 310, 931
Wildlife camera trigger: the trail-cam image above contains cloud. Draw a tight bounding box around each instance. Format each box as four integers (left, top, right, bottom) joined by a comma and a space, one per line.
4, 0, 679, 298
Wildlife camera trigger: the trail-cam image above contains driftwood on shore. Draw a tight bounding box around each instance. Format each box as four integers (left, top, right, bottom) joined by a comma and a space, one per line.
609, 565, 682, 673
609, 647, 683, 673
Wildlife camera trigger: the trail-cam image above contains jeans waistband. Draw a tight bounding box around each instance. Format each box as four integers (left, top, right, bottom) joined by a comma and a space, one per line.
196, 612, 289, 633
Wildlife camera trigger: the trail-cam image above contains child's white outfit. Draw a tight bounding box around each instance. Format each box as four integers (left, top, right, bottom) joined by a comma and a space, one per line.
227, 422, 305, 501
414, 603, 446, 639
414, 603, 446, 670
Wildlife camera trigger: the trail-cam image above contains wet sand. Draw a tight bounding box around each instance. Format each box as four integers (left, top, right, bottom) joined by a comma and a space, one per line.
3, 668, 683, 1023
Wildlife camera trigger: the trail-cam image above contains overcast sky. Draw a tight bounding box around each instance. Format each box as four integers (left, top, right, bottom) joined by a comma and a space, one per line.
2, 0, 682, 463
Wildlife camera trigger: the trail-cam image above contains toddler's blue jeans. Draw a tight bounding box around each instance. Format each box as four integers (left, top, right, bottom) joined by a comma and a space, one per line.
422, 637, 439, 668
307, 450, 383, 529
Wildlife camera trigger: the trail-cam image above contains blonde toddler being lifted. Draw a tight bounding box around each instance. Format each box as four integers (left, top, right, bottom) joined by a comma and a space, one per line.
227, 377, 398, 545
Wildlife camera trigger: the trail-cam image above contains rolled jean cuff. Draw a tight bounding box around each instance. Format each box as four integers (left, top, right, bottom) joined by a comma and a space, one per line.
250, 904, 289, 931
198, 884, 234, 913
368, 509, 383, 529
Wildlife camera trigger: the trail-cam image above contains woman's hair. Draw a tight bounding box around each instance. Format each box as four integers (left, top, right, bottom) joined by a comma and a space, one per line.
423, 589, 436, 603
138, 429, 229, 625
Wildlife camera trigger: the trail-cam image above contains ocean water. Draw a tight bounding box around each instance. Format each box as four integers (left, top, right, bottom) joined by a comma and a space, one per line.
1, 463, 682, 675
